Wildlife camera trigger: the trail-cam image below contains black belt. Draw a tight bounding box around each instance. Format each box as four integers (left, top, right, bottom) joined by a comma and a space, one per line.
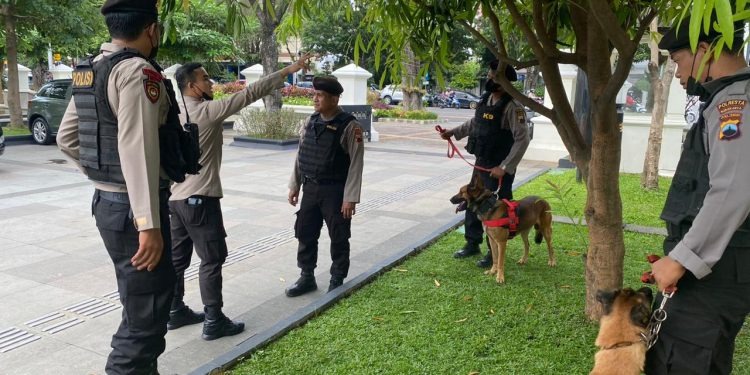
303, 175, 345, 185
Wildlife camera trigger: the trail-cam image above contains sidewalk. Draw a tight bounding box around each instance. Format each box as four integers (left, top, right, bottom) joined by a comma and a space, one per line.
0, 120, 553, 374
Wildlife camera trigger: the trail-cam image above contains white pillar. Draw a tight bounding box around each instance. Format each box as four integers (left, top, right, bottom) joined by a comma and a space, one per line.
17, 64, 32, 110
524, 64, 576, 162
163, 64, 182, 105
665, 77, 687, 123
240, 64, 265, 108
49, 64, 73, 80
332, 63, 379, 141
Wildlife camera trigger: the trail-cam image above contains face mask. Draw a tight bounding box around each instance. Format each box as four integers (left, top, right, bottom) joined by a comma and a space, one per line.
484, 79, 501, 93
686, 76, 710, 100
193, 86, 213, 101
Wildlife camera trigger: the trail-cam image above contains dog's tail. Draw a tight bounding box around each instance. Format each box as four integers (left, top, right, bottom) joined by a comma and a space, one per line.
534, 224, 543, 244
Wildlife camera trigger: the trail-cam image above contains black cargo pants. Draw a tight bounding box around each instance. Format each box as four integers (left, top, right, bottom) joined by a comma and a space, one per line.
295, 180, 351, 279
93, 189, 175, 375
464, 166, 515, 247
169, 196, 228, 307
645, 247, 750, 374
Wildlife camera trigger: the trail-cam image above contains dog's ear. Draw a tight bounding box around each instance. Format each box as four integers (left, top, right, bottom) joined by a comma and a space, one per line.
469, 174, 484, 193
637, 287, 654, 305
596, 289, 619, 315
631, 287, 654, 327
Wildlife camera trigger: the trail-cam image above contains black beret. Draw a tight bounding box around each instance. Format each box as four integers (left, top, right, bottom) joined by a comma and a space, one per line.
313, 76, 344, 96
489, 59, 518, 82
101, 0, 158, 17
658, 16, 744, 53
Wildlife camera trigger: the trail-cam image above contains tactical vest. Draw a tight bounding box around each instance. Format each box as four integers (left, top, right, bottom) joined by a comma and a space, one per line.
465, 93, 515, 167
298, 112, 356, 183
72, 49, 201, 185
661, 74, 750, 252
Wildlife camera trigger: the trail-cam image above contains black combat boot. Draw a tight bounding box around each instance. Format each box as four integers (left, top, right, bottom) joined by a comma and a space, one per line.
285, 271, 317, 297
453, 242, 480, 258
328, 276, 344, 292
167, 299, 205, 330
201, 305, 245, 341
476, 251, 493, 268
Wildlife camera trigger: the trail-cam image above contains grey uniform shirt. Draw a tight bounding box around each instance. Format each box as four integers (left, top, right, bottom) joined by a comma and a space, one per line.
669, 67, 750, 279
288, 107, 365, 203
170, 69, 287, 201
450, 96, 530, 174
58, 42, 169, 230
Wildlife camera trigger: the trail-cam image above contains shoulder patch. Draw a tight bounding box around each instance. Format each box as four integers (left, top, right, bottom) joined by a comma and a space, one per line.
516, 108, 526, 124
354, 127, 363, 143
717, 99, 746, 141
144, 80, 161, 104
142, 68, 163, 82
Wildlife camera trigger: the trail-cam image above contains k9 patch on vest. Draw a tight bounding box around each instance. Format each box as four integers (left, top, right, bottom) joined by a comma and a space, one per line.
717, 99, 746, 141
72, 69, 94, 88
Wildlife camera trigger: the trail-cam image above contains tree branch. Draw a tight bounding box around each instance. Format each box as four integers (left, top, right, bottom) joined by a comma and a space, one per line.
587, 0, 633, 55
532, 0, 558, 53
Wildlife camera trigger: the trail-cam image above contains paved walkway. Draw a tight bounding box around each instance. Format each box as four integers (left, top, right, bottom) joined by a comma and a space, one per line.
0, 119, 553, 374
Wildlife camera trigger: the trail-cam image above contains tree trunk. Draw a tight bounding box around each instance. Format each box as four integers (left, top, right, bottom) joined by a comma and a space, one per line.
641, 59, 675, 189
32, 61, 48, 91
3, 4, 24, 128
400, 45, 423, 111
0, 61, 5, 106
258, 6, 282, 111
582, 14, 626, 321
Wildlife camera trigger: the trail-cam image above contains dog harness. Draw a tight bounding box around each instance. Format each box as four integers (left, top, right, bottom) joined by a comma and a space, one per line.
483, 199, 520, 238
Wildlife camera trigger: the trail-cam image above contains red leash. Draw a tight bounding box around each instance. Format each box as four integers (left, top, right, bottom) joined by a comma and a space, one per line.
435, 125, 493, 173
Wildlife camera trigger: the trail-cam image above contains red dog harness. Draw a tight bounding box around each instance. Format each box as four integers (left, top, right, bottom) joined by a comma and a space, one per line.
483, 199, 520, 238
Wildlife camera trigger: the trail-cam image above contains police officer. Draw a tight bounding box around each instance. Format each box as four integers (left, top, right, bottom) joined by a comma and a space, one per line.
57, 0, 178, 373
167, 57, 311, 339
440, 60, 530, 268
285, 76, 365, 297
646, 18, 750, 374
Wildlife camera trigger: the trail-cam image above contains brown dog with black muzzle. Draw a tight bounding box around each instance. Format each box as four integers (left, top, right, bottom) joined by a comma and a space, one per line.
450, 174, 555, 283
590, 287, 654, 375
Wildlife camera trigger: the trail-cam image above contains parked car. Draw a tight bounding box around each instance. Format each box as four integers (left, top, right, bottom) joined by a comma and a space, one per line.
27, 79, 71, 145
453, 91, 480, 109
0, 126, 5, 156
379, 85, 403, 104
296, 81, 314, 89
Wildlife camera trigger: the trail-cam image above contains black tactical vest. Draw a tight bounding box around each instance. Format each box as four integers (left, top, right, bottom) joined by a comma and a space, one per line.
72, 49, 201, 185
661, 74, 750, 252
465, 93, 515, 167
298, 111, 356, 183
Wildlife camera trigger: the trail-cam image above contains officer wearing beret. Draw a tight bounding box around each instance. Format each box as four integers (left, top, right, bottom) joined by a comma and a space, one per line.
57, 0, 179, 373
646, 17, 750, 374
440, 60, 530, 268
285, 76, 365, 297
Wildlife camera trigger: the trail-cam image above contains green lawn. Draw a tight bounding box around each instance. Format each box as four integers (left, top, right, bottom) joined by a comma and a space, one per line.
229, 170, 750, 374
514, 169, 671, 228
1, 126, 31, 136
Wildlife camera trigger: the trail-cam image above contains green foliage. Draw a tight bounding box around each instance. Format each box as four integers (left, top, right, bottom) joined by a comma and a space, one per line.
236, 108, 304, 139
448, 60, 481, 91
544, 176, 589, 248
373, 109, 438, 120
211, 81, 245, 100
514, 169, 672, 228
282, 96, 313, 105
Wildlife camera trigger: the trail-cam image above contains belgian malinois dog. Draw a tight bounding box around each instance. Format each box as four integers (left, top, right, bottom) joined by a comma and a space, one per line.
590, 287, 654, 375
450, 174, 555, 283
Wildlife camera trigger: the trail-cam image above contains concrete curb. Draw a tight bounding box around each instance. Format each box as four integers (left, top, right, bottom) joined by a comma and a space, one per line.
3, 135, 35, 146
189, 167, 551, 374
376, 118, 439, 125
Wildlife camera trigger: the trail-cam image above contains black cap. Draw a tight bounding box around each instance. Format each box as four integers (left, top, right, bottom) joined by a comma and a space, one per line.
658, 16, 744, 53
101, 0, 158, 17
489, 59, 518, 82
312, 76, 344, 96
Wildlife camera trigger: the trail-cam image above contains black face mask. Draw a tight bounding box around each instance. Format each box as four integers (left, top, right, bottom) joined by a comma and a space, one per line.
194, 86, 213, 101
686, 76, 711, 101
484, 79, 501, 93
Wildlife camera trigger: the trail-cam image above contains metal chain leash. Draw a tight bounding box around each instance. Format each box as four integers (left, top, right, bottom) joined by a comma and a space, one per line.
642, 290, 674, 350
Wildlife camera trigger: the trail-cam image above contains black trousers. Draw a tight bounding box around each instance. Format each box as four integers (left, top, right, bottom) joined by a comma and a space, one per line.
169, 197, 228, 307
295, 182, 351, 278
93, 189, 175, 375
645, 247, 750, 374
464, 168, 515, 247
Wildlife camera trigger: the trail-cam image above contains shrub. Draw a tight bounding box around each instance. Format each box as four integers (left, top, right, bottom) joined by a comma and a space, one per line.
366, 90, 380, 105
212, 81, 245, 100
236, 108, 306, 140
371, 100, 391, 110
283, 96, 314, 106
281, 85, 315, 98
374, 108, 438, 120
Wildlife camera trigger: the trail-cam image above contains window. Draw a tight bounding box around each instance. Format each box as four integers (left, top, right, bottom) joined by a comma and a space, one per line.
48, 83, 69, 99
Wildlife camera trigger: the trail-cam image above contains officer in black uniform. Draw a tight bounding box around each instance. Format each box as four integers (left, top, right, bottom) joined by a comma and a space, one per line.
440, 60, 530, 268
57, 0, 199, 373
285, 76, 365, 297
645, 18, 750, 374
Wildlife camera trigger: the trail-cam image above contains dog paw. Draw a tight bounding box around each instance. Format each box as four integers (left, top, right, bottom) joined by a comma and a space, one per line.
495, 276, 505, 284
548, 259, 557, 267
517, 258, 528, 265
